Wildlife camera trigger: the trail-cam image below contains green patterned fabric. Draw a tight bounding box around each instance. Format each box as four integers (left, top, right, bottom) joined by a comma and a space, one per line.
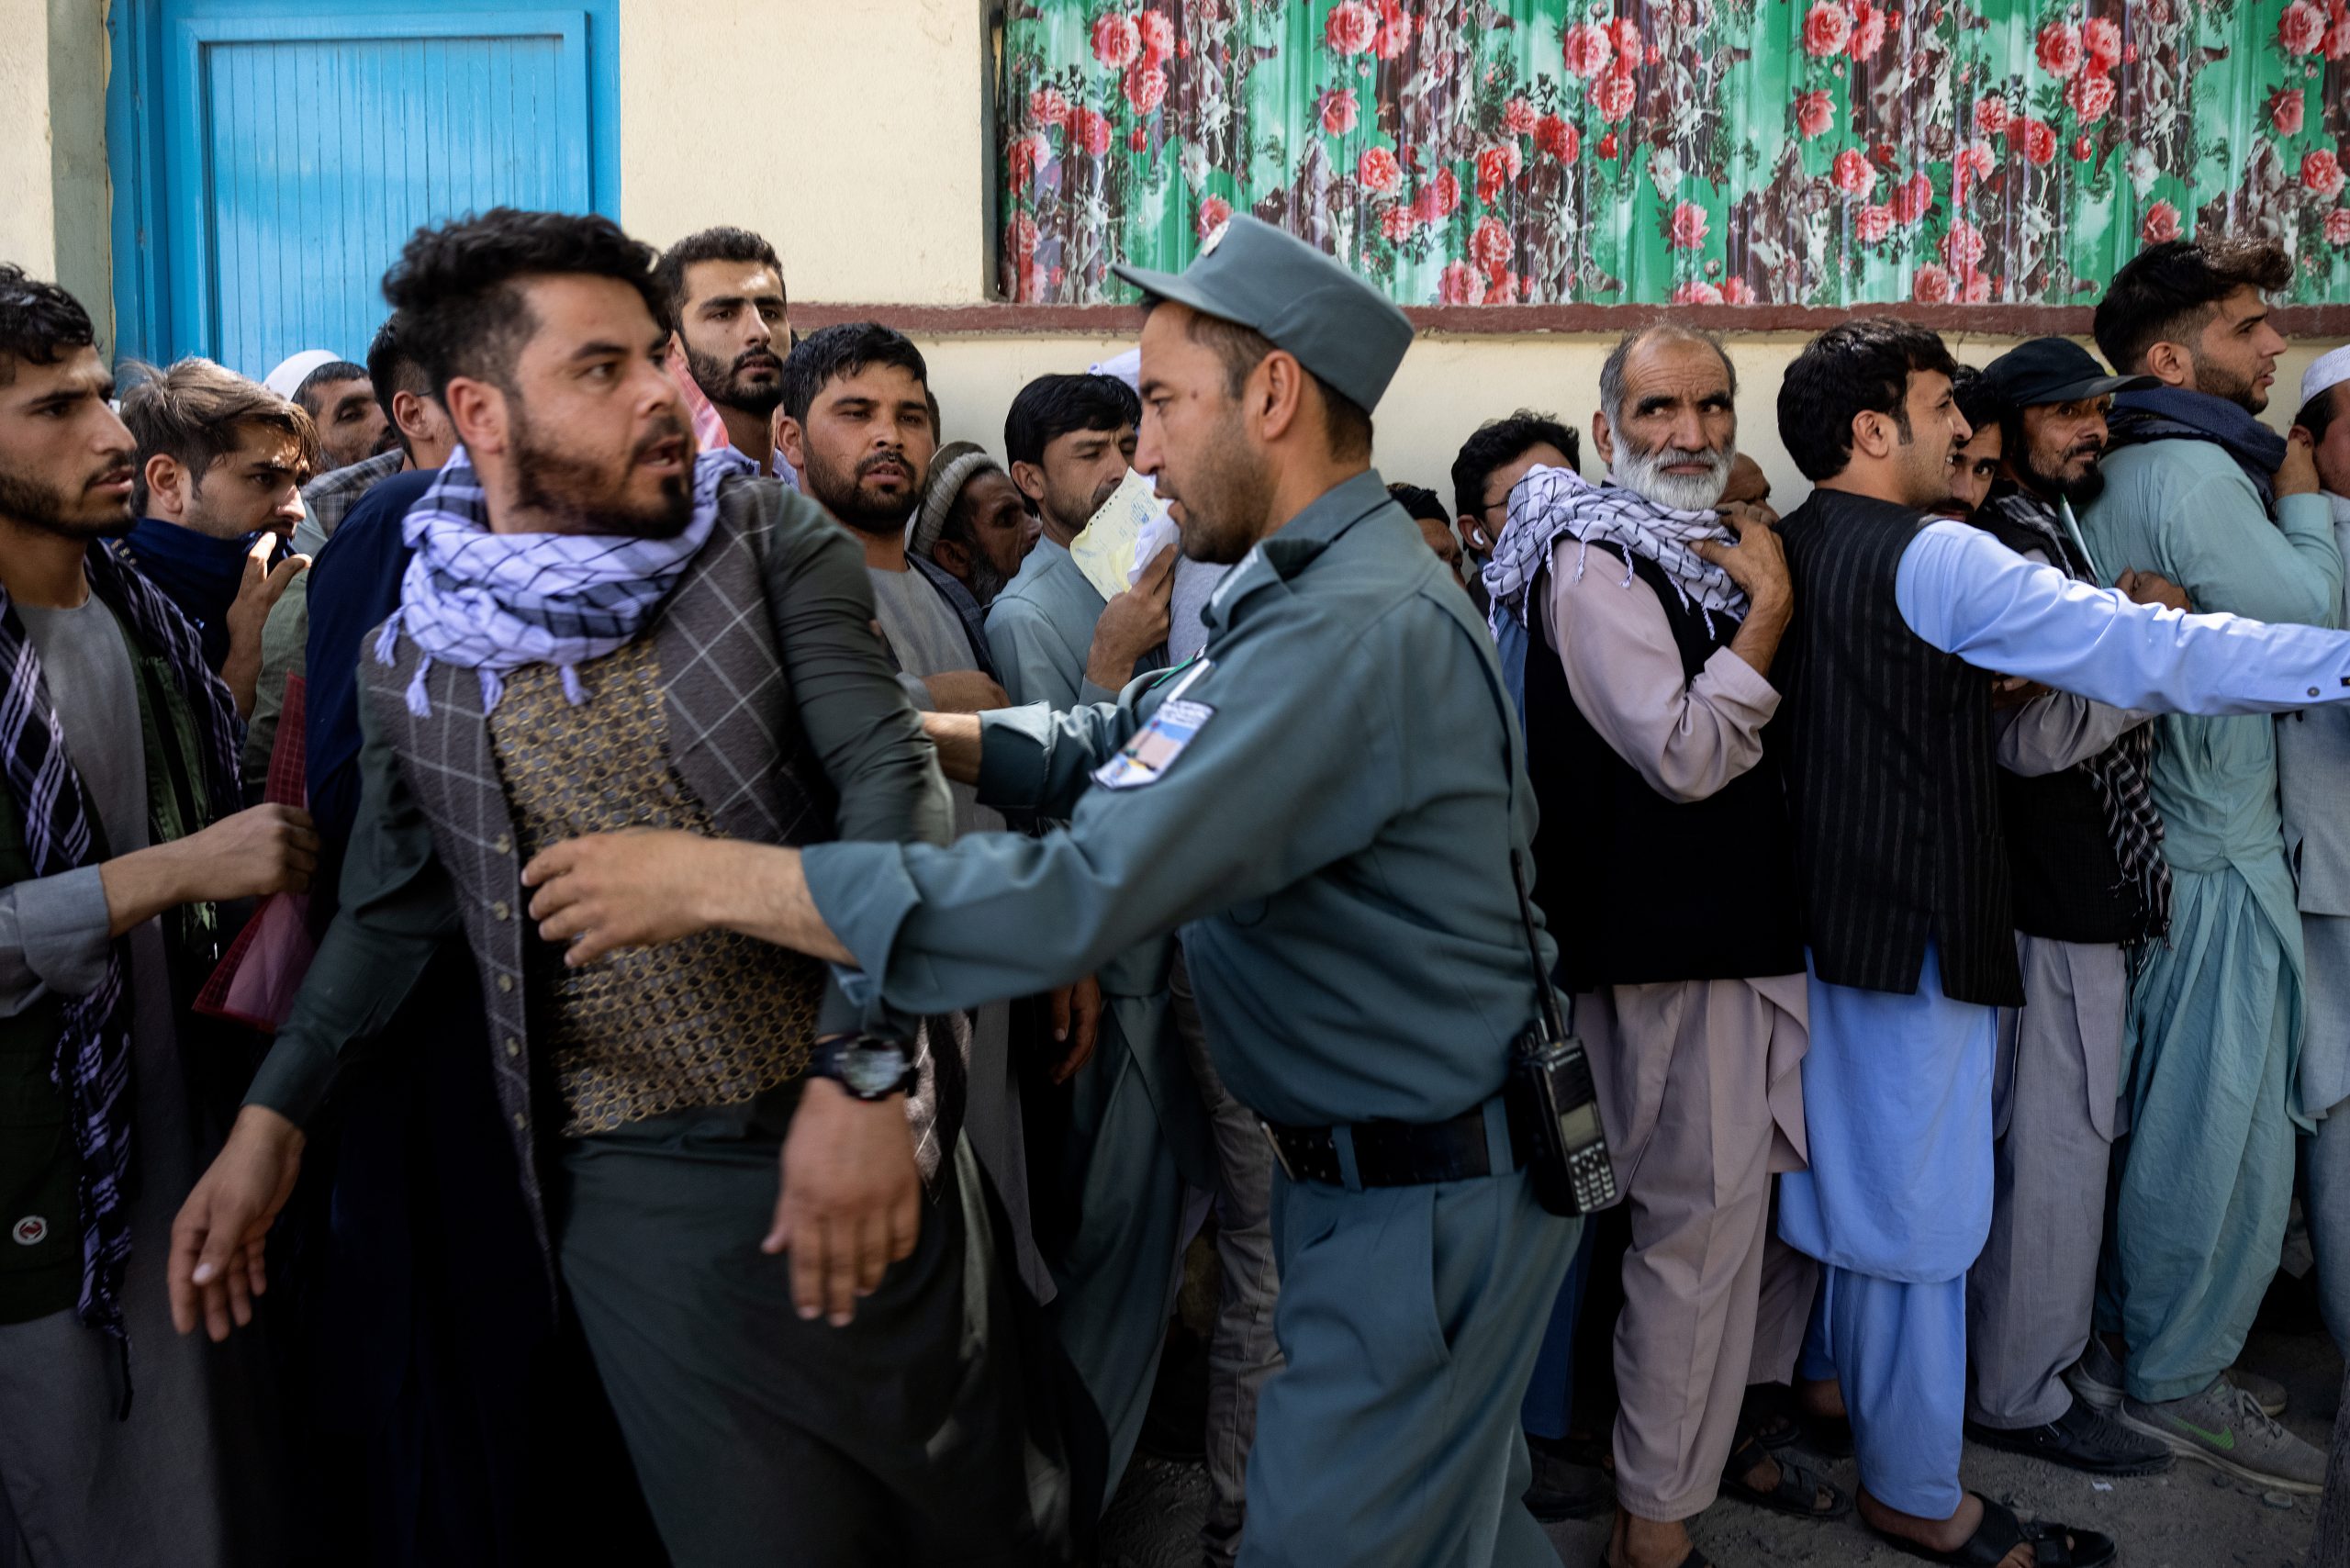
998, 0, 2350, 308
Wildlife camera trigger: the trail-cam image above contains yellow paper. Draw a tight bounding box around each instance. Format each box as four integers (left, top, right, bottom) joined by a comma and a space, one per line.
1069, 469, 1168, 603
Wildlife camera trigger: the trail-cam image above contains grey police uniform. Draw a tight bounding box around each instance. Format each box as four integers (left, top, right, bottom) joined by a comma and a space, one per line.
801, 216, 1581, 1567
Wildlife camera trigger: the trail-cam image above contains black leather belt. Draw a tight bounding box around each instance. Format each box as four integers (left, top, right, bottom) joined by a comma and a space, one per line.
1260, 1102, 1517, 1188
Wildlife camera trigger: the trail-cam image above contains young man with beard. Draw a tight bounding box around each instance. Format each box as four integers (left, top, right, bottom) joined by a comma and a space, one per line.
2283, 347, 2350, 1364
0, 265, 318, 1567
1950, 339, 2180, 1480
294, 313, 458, 555
1491, 326, 1832, 1568
117, 358, 319, 715
910, 440, 1038, 610
655, 226, 794, 481
1454, 409, 1580, 627
986, 369, 1280, 1567
1769, 317, 2350, 1568
169, 210, 1073, 1565
2074, 239, 2336, 1492
516, 214, 1588, 1567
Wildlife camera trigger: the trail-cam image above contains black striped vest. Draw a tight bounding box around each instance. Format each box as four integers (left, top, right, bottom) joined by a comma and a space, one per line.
1774, 489, 2023, 1007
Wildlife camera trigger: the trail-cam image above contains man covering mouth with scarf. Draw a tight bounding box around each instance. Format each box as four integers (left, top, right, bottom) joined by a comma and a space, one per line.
1486, 325, 1830, 1568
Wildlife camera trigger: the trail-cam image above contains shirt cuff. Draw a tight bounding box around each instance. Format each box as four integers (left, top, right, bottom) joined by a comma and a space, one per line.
243, 1033, 337, 1126
1695, 644, 1783, 715
2277, 490, 2333, 539
899, 671, 936, 711
1078, 678, 1119, 706
803, 840, 925, 991
975, 705, 1057, 812
16, 868, 114, 999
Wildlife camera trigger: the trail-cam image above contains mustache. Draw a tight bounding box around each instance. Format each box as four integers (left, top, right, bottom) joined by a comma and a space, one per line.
856, 451, 912, 481
632, 413, 690, 464
85, 458, 135, 491
733, 347, 781, 375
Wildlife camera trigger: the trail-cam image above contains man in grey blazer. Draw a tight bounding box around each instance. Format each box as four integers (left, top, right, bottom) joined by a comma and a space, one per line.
2285, 345, 2350, 1361
164, 210, 1079, 1566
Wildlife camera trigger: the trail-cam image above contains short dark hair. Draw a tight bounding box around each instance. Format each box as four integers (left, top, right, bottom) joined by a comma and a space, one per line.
1385, 482, 1448, 523
364, 313, 431, 434
2297, 382, 2348, 447
0, 263, 96, 382
779, 321, 929, 427
290, 359, 368, 419
1950, 364, 2009, 448
1777, 318, 1958, 482
120, 357, 323, 510
1004, 373, 1141, 469
653, 225, 786, 322
1450, 411, 1581, 518
380, 208, 667, 400
2093, 237, 2293, 375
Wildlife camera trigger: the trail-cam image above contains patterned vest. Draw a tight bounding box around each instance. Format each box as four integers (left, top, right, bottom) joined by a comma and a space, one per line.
358, 481, 931, 1262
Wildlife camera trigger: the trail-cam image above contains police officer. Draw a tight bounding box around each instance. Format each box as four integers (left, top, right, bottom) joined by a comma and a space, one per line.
520, 216, 1583, 1566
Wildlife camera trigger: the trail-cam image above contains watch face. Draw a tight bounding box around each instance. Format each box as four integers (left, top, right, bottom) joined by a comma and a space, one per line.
840, 1038, 910, 1097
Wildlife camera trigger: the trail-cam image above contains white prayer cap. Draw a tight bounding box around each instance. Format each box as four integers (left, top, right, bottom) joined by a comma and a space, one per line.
2301, 345, 2350, 411
1088, 346, 1141, 391
263, 349, 340, 401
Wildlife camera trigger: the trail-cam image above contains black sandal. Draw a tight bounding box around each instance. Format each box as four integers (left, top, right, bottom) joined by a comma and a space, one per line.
1738, 1383, 1804, 1450
1719, 1434, 1853, 1520
1881, 1495, 2117, 1568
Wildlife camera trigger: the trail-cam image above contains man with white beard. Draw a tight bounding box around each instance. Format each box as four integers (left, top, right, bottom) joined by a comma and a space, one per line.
1487, 326, 1838, 1568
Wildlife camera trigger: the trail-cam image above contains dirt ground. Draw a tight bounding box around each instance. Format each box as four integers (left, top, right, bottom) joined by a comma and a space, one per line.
1101, 1321, 2344, 1567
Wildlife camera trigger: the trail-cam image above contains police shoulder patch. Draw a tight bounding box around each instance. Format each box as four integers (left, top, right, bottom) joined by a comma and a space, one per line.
1092, 698, 1214, 790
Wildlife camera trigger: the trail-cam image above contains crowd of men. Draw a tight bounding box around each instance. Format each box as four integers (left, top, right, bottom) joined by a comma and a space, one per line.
0, 207, 2344, 1568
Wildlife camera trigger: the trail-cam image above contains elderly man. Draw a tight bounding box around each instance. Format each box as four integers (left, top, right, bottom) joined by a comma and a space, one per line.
1488, 325, 1830, 1568
1952, 341, 2177, 1479
910, 440, 1038, 610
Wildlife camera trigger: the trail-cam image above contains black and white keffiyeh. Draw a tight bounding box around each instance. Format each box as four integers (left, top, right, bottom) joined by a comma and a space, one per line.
1986, 489, 2172, 944
1481, 465, 1746, 636
0, 546, 240, 1365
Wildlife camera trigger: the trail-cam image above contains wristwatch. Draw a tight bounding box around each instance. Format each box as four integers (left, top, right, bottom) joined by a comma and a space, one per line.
808, 1034, 918, 1102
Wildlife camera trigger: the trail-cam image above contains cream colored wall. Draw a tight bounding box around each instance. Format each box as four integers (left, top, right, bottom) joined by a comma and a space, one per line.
0, 0, 111, 344
620, 0, 993, 304
0, 0, 64, 280
914, 331, 2333, 513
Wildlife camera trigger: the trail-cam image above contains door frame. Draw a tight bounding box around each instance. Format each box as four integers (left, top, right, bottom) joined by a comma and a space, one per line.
106, 0, 621, 365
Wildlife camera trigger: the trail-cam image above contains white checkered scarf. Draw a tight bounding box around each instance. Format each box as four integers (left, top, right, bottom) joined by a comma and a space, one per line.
375, 442, 752, 716
1482, 465, 1746, 636
1985, 489, 2171, 944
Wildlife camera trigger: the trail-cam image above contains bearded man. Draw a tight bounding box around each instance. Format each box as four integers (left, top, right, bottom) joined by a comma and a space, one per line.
655, 225, 796, 481
1486, 325, 1832, 1568
171, 210, 1073, 1565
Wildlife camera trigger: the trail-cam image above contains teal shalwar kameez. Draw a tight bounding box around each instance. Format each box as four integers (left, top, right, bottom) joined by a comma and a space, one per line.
983, 537, 1216, 1498
2079, 438, 2345, 1403
807, 473, 1581, 1568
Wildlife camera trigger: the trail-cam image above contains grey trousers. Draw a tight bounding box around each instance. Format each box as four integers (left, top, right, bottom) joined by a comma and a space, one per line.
0, 980, 287, 1567
2313, 1357, 2349, 1568
2300, 912, 2350, 1358
557, 1092, 1068, 1568
1966, 934, 2125, 1428
1169, 946, 1283, 1568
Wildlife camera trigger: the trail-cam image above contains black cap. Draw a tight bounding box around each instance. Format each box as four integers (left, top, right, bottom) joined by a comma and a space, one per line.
1980, 337, 2156, 408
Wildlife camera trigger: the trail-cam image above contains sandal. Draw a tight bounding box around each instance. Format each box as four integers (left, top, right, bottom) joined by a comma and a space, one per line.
1881, 1495, 2117, 1568
1719, 1434, 1853, 1520
1738, 1383, 1804, 1450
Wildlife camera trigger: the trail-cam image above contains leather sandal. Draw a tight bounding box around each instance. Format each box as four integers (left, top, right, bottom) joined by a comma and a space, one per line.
1880, 1495, 2117, 1568
1718, 1434, 1853, 1520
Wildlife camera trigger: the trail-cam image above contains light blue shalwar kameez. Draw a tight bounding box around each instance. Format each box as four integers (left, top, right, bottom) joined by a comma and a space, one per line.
1781, 519, 2350, 1518
2079, 442, 2343, 1402
984, 538, 1216, 1499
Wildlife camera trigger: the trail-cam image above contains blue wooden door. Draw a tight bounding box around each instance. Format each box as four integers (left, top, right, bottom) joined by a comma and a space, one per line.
110, 1, 620, 373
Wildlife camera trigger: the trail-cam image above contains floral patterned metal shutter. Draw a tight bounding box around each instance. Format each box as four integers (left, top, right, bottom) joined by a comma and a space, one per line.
998, 0, 2350, 309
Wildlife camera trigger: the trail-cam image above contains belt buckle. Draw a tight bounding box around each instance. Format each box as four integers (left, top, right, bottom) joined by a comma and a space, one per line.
1258, 1118, 1297, 1182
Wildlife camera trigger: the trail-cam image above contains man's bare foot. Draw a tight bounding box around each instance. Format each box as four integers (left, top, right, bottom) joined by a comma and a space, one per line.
1857, 1488, 2037, 1568
1796, 1375, 1846, 1419
1608, 1506, 1695, 1568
